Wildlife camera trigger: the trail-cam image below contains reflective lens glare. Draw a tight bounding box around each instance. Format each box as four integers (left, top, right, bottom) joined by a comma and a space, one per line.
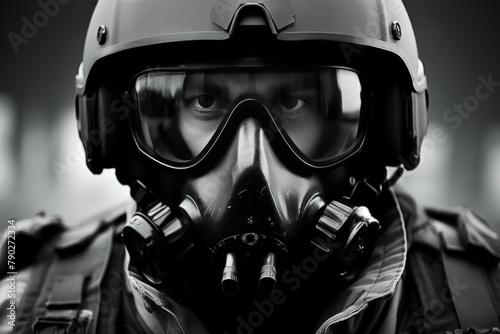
130, 67, 368, 168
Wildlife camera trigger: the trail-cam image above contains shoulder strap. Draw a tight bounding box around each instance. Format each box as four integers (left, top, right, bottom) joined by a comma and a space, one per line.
441, 250, 498, 329
432, 210, 500, 329
13, 207, 126, 334
410, 205, 500, 331
31, 224, 115, 334
0, 213, 64, 277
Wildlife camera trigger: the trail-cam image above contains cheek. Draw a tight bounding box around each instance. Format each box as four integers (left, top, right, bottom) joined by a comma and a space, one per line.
178, 110, 218, 156
285, 114, 324, 156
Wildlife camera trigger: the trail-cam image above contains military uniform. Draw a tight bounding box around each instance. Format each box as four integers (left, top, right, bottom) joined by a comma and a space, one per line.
2, 189, 498, 334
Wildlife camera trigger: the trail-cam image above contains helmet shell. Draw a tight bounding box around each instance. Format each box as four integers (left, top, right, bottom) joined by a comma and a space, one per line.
77, 0, 426, 94
76, 0, 428, 173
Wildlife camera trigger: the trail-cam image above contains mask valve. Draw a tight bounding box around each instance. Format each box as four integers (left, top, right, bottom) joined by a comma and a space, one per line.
258, 252, 277, 294
214, 234, 287, 296
221, 253, 240, 295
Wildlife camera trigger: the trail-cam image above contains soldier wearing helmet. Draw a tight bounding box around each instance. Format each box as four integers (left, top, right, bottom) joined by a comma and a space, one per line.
2, 1, 499, 333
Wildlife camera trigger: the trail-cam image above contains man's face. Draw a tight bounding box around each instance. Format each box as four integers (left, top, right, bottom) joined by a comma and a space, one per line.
177, 71, 324, 158
126, 66, 374, 296
132, 67, 365, 167
131, 66, 367, 251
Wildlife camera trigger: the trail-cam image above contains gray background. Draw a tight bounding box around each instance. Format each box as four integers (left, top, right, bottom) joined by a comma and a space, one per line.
0, 0, 499, 229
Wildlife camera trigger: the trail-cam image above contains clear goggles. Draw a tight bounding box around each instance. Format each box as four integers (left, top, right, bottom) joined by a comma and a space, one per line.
129, 66, 370, 170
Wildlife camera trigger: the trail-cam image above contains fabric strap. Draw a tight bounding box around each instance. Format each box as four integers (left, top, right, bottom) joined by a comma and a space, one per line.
442, 250, 499, 329
31, 224, 115, 334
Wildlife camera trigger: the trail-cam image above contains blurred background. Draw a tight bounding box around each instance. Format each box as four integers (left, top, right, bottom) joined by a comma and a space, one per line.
0, 0, 499, 229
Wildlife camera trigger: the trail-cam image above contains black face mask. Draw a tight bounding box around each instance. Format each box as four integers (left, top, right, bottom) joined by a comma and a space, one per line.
122, 68, 380, 297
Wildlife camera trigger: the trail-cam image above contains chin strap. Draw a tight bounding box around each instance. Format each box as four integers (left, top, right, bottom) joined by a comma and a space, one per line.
349, 165, 405, 211
384, 165, 405, 189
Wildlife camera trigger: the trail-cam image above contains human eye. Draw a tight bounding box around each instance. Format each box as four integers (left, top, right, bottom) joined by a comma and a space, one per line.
195, 95, 216, 109
186, 94, 228, 120
281, 96, 305, 112
276, 94, 311, 120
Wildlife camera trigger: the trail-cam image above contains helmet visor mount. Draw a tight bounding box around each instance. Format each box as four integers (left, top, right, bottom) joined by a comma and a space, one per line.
129, 66, 369, 170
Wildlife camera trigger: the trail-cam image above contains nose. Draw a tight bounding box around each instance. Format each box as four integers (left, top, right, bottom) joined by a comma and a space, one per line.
231, 117, 275, 179
226, 117, 276, 219
226, 116, 284, 214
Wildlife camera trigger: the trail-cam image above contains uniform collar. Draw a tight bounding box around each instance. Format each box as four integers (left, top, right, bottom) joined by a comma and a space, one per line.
314, 189, 407, 333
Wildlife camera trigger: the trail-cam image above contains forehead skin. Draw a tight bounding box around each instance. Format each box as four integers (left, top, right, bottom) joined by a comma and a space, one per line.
183, 71, 318, 101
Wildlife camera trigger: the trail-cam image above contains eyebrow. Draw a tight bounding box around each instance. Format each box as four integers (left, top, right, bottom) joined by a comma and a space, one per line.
183, 73, 231, 98
182, 70, 319, 98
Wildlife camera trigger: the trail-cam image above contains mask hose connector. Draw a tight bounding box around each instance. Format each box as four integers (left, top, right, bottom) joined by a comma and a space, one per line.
258, 252, 277, 294
221, 253, 239, 296
122, 199, 195, 286
310, 200, 380, 282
